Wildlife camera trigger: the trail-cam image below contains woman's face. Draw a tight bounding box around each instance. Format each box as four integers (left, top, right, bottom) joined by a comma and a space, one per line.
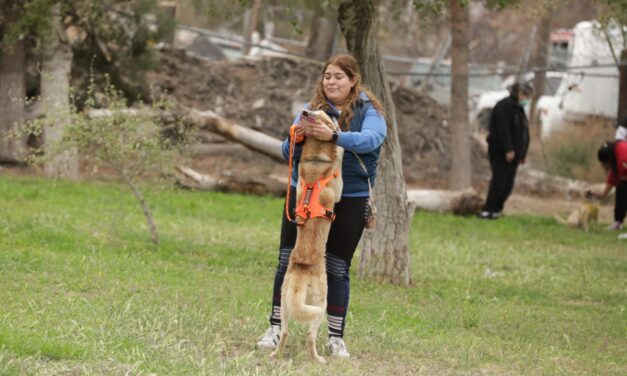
323, 64, 356, 106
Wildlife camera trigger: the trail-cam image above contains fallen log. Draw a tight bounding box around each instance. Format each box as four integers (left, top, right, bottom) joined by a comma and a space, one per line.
175, 165, 286, 196
516, 166, 605, 199
406, 188, 483, 216
187, 143, 252, 157
87, 107, 285, 162
186, 109, 284, 161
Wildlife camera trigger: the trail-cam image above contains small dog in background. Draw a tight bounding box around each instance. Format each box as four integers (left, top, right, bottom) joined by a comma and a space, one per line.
554, 202, 599, 231
270, 109, 343, 364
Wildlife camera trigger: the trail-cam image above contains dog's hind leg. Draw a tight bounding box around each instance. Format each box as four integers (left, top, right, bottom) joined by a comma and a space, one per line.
270, 297, 289, 359
307, 312, 326, 364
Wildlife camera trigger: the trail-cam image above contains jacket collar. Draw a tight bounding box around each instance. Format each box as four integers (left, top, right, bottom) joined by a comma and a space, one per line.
324, 91, 369, 118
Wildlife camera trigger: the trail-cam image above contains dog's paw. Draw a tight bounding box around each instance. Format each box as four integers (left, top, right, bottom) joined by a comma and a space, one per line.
315, 355, 326, 364
269, 351, 279, 360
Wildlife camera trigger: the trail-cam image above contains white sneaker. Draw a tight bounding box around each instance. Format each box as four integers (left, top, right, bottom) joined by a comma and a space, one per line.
257, 325, 281, 349
618, 233, 627, 240
327, 336, 350, 358
606, 221, 624, 231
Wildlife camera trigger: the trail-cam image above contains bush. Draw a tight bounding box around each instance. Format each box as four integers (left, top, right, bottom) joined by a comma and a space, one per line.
540, 118, 614, 182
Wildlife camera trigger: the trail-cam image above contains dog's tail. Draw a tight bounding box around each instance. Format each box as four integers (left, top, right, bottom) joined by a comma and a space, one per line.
285, 277, 324, 323
553, 213, 568, 225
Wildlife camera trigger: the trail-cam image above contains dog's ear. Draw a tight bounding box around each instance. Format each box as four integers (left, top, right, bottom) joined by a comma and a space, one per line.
317, 112, 335, 130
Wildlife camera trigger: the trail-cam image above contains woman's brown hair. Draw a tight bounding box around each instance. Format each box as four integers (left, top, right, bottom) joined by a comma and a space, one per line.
308, 54, 384, 131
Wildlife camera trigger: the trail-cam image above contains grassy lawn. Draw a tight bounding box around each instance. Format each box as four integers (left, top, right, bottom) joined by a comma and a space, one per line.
0, 175, 625, 375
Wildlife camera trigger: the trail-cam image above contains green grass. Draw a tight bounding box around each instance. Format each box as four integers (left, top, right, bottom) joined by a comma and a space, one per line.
0, 175, 625, 375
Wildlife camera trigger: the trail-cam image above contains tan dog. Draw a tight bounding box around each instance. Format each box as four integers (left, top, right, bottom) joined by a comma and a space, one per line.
270, 110, 343, 364
554, 202, 599, 231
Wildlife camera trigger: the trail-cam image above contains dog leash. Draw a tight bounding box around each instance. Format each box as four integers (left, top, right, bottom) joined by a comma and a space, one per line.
285, 125, 298, 224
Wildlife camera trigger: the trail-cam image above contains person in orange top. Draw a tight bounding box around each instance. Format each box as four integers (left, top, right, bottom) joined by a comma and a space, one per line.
590, 141, 627, 230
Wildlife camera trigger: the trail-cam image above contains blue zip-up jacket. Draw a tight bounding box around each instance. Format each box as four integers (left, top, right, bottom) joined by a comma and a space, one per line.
281, 92, 387, 197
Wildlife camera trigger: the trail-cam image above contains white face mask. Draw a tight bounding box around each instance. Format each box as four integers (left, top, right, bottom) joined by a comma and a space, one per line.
519, 98, 530, 107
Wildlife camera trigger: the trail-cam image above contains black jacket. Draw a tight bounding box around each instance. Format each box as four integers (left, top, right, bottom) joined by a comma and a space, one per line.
486, 95, 530, 162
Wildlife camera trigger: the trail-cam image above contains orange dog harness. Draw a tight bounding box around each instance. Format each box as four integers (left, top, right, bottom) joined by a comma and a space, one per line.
285, 125, 339, 226
294, 170, 339, 225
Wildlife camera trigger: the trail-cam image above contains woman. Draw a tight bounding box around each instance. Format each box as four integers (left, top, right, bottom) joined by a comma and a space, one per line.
590, 140, 627, 230
256, 54, 387, 358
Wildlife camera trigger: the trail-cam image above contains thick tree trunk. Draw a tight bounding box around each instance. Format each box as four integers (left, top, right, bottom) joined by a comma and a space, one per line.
41, 4, 79, 179
449, 0, 471, 190
0, 11, 27, 163
338, 0, 412, 286
529, 16, 551, 139
619, 48, 627, 122
305, 15, 337, 61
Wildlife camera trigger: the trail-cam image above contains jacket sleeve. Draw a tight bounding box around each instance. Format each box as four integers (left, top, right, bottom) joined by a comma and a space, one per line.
607, 170, 617, 186
281, 133, 304, 161
336, 106, 387, 153
493, 102, 514, 153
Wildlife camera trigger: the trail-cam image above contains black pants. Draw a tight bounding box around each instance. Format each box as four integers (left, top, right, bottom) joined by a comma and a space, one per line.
615, 181, 627, 223
483, 153, 519, 213
270, 186, 368, 337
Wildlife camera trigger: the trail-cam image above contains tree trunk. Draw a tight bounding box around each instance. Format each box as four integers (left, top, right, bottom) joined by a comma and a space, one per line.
529, 16, 551, 139
242, 0, 262, 56
619, 48, 627, 122
305, 15, 337, 61
449, 0, 471, 190
0, 9, 27, 163
338, 0, 412, 286
421, 34, 451, 92
41, 4, 79, 179
517, 24, 538, 82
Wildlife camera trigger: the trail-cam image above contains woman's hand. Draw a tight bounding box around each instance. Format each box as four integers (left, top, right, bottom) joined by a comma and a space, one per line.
304, 118, 334, 141
293, 123, 306, 138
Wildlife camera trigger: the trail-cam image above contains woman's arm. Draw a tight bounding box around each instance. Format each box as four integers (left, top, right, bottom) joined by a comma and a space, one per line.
336, 107, 387, 153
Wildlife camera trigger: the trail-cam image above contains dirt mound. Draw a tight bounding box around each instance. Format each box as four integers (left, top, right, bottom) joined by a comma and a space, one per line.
392, 86, 488, 187
147, 48, 321, 140
147, 48, 489, 188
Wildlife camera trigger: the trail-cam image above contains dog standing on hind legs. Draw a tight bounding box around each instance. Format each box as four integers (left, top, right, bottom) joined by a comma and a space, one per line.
269, 110, 343, 364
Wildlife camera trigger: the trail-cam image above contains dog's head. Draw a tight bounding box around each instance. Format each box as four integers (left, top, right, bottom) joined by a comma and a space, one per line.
300, 110, 338, 132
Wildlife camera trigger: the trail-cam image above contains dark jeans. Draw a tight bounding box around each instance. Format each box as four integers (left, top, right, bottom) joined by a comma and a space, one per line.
615, 181, 627, 223
483, 153, 519, 213
270, 186, 368, 338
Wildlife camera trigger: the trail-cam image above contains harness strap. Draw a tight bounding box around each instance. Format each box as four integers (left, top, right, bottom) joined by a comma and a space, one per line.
295, 169, 339, 225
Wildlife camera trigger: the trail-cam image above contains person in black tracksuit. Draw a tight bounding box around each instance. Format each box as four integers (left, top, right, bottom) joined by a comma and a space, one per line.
479, 83, 533, 219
